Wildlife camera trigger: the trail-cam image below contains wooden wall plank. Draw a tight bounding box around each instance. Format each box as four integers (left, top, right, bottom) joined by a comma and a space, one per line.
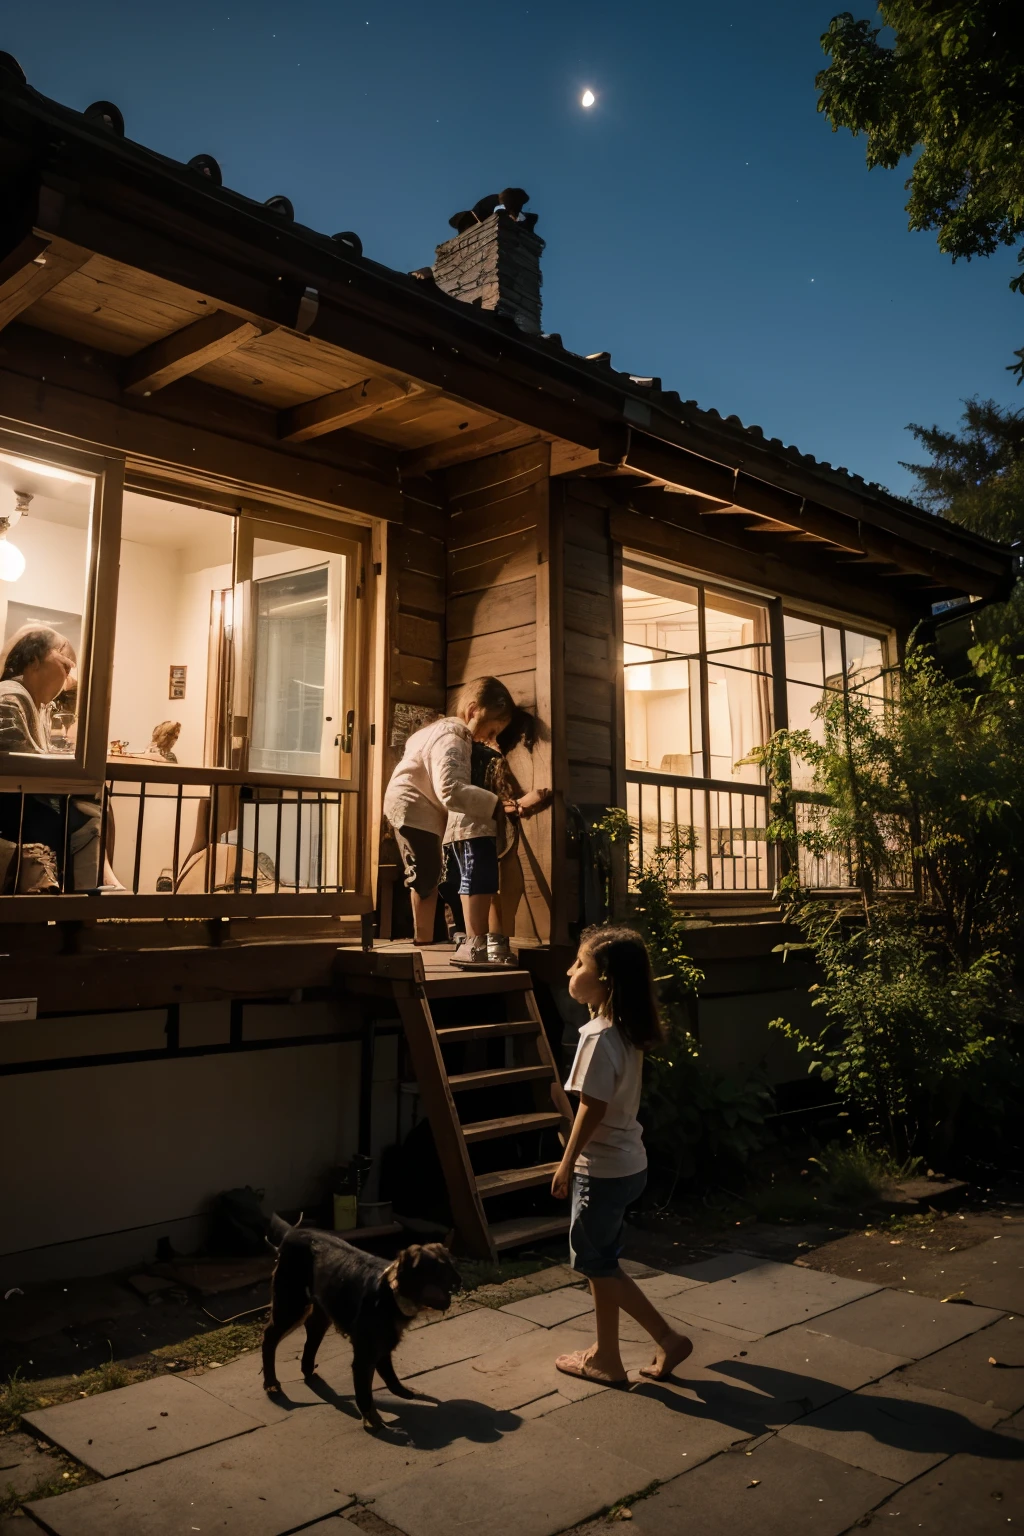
398, 612, 444, 662
445, 441, 549, 504
563, 543, 613, 597
448, 623, 537, 686
563, 674, 614, 724
560, 629, 612, 681
449, 485, 543, 547
391, 651, 446, 703
563, 585, 614, 639
448, 532, 537, 595
563, 718, 612, 765
396, 568, 446, 617
447, 576, 536, 641
393, 526, 446, 580
567, 763, 614, 804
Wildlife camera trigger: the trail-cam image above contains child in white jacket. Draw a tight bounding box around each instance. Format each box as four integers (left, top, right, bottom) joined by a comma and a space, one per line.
383, 677, 515, 945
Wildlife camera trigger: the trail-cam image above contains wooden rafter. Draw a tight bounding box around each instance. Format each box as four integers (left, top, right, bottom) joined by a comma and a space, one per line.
122, 310, 263, 395
0, 235, 90, 332
279, 377, 418, 443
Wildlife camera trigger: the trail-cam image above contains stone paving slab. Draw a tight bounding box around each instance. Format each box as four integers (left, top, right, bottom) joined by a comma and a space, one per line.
779, 1377, 1008, 1483
28, 1388, 516, 1536
890, 1314, 1024, 1413
665, 1258, 879, 1337
500, 1288, 593, 1327
24, 1375, 262, 1478
808, 1287, 1004, 1360
663, 1251, 769, 1286
402, 1325, 636, 1413
652, 1301, 763, 1342
858, 1443, 1024, 1534
542, 1381, 749, 1481
367, 1416, 652, 1536
187, 1336, 338, 1428
611, 1434, 900, 1536
711, 1325, 910, 1415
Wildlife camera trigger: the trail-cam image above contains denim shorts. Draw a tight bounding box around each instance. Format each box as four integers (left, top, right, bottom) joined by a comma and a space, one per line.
569, 1168, 647, 1278
445, 836, 499, 896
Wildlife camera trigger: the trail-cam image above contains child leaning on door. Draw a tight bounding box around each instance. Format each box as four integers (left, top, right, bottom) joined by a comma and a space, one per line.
441, 703, 551, 970
382, 675, 515, 951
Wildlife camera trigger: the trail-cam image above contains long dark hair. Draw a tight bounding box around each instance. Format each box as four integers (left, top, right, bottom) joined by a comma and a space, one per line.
580, 924, 664, 1051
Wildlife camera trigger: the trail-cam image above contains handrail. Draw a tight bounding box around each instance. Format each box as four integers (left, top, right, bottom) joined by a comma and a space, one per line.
626, 768, 768, 797
103, 760, 356, 793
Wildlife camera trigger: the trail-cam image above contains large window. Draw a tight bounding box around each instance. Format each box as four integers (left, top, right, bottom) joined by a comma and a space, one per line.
783, 615, 888, 789
623, 567, 772, 787
623, 565, 773, 890
0, 433, 121, 785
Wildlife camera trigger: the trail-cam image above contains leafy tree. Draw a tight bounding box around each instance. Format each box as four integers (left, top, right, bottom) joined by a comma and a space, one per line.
816, 4, 1024, 378
901, 397, 1024, 542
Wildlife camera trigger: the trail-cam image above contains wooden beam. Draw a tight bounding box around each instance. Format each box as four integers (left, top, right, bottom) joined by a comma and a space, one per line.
624, 461, 1004, 596
279, 377, 415, 443
0, 234, 90, 332
610, 502, 923, 630
402, 419, 538, 477
122, 310, 262, 396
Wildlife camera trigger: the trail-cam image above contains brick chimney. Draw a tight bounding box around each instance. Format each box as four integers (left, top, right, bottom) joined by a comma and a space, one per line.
430, 188, 544, 335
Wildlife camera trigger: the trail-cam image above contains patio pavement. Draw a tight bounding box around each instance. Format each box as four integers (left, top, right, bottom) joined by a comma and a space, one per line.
17, 1239, 1024, 1536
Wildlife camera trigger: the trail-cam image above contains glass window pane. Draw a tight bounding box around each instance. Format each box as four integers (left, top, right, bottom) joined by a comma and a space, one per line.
622, 573, 699, 655
248, 536, 347, 778
625, 654, 702, 773
784, 615, 824, 688
846, 630, 885, 692
707, 662, 769, 784
0, 447, 96, 765
823, 625, 843, 690
786, 680, 827, 789
108, 493, 235, 767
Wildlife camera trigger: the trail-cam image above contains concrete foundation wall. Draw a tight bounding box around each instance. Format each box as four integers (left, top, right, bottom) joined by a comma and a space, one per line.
0, 1002, 362, 1286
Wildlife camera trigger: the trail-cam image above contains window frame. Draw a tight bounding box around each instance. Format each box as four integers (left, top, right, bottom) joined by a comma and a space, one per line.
0, 425, 124, 792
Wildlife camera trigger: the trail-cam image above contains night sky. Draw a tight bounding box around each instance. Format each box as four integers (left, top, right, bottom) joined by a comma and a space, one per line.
5, 1, 1021, 499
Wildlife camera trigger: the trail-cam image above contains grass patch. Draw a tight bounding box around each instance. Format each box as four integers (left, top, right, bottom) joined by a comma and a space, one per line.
0, 1371, 36, 1433
457, 1255, 549, 1293
0, 1456, 98, 1515
151, 1318, 267, 1373
811, 1137, 921, 1206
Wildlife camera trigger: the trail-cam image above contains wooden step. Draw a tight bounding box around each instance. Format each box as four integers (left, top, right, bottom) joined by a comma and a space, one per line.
462, 1110, 563, 1145
448, 1064, 553, 1093
422, 971, 533, 1000
435, 1019, 539, 1045
475, 1161, 561, 1197
490, 1214, 571, 1252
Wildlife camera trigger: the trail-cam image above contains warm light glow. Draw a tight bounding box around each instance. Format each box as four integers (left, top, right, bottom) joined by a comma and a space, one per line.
1, 455, 89, 485
0, 537, 26, 582
581, 88, 596, 108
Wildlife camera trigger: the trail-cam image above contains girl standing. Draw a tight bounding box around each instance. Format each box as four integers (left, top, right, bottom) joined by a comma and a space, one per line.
552, 925, 693, 1385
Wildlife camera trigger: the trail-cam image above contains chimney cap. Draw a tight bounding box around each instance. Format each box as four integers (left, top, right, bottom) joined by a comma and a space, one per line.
449, 188, 535, 234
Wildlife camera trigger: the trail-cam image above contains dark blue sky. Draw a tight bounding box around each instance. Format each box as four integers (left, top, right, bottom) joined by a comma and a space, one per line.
6, 1, 1021, 498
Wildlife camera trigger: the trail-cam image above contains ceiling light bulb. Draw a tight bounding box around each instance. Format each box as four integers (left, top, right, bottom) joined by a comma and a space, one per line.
581, 89, 596, 108
0, 536, 26, 582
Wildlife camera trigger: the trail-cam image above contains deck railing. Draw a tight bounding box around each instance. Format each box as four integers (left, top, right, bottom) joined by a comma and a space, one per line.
626, 770, 774, 893
0, 763, 366, 919
626, 770, 915, 898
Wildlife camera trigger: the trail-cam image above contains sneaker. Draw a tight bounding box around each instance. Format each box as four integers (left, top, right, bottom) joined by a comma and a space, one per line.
450, 935, 504, 970
17, 842, 60, 894
486, 933, 517, 968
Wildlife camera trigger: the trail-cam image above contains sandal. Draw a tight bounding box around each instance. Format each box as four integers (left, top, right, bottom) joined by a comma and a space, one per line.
554, 1350, 628, 1387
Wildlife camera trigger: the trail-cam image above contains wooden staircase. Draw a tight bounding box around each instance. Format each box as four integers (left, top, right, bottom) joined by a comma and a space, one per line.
336, 944, 574, 1260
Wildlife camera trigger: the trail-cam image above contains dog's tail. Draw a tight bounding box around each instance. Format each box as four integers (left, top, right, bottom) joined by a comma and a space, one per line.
266, 1210, 303, 1252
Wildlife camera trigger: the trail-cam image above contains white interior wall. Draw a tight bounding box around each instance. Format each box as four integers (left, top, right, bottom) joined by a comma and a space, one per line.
0, 516, 88, 650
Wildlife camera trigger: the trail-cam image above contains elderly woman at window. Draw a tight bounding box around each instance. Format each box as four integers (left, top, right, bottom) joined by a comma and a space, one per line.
0, 627, 119, 893
0, 626, 76, 754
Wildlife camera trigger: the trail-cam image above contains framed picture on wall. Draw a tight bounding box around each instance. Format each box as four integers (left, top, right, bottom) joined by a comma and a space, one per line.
169, 664, 187, 700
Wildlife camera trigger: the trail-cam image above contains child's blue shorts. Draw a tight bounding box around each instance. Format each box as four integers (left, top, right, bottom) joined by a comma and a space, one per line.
569, 1169, 648, 1278
445, 836, 499, 896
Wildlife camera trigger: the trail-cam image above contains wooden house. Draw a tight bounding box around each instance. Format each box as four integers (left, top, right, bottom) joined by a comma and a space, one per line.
0, 60, 1012, 1270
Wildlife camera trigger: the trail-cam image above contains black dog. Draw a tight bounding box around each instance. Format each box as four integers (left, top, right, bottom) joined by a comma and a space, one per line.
261, 1214, 461, 1432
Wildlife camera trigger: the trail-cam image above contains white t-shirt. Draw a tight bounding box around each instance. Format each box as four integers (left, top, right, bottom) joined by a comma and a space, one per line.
383, 717, 498, 837
564, 1016, 646, 1179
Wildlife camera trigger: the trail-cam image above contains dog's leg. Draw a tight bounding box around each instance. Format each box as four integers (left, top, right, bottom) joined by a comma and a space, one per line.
352, 1348, 384, 1433
300, 1303, 331, 1379
377, 1353, 417, 1400
262, 1295, 310, 1394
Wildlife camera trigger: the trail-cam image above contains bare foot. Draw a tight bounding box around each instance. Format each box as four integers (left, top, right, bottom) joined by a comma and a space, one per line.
639, 1330, 693, 1380
555, 1346, 627, 1385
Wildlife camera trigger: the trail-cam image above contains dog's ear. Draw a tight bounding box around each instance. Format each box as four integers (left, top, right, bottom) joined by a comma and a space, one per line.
395, 1243, 423, 1277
